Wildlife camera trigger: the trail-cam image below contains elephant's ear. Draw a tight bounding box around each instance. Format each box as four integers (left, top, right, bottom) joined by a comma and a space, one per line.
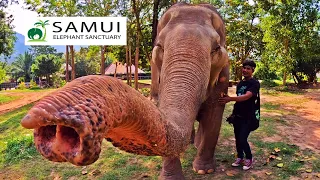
150, 45, 164, 103
198, 3, 226, 47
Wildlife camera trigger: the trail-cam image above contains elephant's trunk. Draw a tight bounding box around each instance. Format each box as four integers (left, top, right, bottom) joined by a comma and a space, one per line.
21, 75, 195, 166
158, 37, 211, 153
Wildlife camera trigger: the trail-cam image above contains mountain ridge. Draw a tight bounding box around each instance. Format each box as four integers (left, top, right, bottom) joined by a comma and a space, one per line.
2, 32, 84, 64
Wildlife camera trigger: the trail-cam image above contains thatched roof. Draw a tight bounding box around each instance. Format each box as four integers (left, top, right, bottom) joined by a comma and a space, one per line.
61, 63, 72, 71
105, 62, 145, 75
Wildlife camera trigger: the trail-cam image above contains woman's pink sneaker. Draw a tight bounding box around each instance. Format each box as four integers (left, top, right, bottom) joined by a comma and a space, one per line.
231, 158, 244, 167
243, 158, 253, 170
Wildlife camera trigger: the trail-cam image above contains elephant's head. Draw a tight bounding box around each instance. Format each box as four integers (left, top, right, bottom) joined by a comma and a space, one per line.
151, 3, 229, 120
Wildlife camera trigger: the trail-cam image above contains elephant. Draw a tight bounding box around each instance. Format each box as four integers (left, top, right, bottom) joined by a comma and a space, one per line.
20, 2, 229, 180
28, 28, 43, 40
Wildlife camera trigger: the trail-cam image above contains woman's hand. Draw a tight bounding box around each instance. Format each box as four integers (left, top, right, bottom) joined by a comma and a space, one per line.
218, 94, 231, 104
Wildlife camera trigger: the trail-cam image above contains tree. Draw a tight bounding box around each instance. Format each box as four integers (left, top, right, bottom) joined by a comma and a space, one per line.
28, 45, 63, 58
219, 0, 264, 81
11, 51, 33, 82
0, 1, 17, 59
31, 54, 62, 85
25, 0, 81, 81
258, 0, 319, 85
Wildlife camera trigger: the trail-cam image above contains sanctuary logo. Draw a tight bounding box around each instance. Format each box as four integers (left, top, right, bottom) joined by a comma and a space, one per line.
24, 17, 127, 45
27, 20, 49, 42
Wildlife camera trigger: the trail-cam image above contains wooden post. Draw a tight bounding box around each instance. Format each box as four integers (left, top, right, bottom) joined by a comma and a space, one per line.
70, 45, 75, 80
65, 45, 69, 82
126, 46, 129, 85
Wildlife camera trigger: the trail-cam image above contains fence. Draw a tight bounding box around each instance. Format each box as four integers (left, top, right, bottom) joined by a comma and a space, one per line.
0, 82, 19, 90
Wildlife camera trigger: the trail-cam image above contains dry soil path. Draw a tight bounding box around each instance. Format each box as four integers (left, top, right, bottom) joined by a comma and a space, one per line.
0, 89, 56, 115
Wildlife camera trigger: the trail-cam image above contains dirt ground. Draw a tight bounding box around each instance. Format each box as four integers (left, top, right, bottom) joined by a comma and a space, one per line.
261, 89, 320, 154
0, 89, 56, 115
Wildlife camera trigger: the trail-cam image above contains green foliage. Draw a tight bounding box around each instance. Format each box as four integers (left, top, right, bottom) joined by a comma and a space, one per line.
11, 51, 34, 82
139, 88, 150, 97
259, 0, 320, 84
17, 82, 26, 89
254, 62, 279, 80
0, 1, 17, 58
0, 66, 6, 83
3, 136, 37, 164
28, 46, 63, 58
261, 80, 279, 88
31, 54, 62, 78
30, 79, 37, 88
52, 73, 66, 88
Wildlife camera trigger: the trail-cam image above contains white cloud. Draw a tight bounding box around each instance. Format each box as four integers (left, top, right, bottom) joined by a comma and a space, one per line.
4, 0, 39, 35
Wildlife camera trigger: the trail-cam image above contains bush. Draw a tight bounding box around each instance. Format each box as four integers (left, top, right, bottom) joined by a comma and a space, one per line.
17, 82, 26, 89
261, 80, 279, 87
139, 88, 150, 97
30, 80, 38, 88
52, 74, 66, 88
254, 64, 279, 80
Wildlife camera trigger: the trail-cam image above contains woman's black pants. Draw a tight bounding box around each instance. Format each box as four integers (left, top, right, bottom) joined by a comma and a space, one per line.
233, 119, 252, 159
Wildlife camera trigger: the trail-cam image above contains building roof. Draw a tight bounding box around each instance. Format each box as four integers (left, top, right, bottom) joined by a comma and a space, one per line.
105, 62, 145, 75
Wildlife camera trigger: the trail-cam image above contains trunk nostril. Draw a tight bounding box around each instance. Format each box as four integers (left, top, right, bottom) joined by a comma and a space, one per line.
38, 125, 57, 142
58, 126, 80, 150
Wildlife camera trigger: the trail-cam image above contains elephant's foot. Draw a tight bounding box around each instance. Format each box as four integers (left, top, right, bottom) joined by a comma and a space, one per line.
159, 157, 185, 180
192, 157, 215, 174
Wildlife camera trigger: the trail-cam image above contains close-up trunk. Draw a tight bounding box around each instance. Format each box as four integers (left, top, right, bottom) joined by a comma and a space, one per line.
21, 75, 201, 166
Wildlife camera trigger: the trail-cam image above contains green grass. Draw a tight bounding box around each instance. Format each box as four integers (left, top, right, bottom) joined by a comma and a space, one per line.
0, 94, 21, 104
0, 88, 319, 179
0, 88, 56, 94
261, 102, 281, 110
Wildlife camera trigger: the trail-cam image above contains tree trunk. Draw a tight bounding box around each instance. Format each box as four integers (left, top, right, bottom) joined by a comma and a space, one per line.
70, 45, 75, 80
129, 45, 132, 86
283, 71, 287, 86
114, 62, 118, 78
66, 45, 69, 82
132, 0, 141, 90
132, 0, 151, 62
283, 38, 289, 86
152, 0, 160, 48
134, 35, 139, 90
126, 46, 129, 85
100, 46, 106, 75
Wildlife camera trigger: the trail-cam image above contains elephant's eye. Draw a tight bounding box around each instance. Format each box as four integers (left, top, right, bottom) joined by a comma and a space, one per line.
211, 45, 220, 54
156, 43, 163, 50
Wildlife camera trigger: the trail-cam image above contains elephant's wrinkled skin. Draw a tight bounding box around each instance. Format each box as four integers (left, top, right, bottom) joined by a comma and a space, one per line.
20, 3, 229, 180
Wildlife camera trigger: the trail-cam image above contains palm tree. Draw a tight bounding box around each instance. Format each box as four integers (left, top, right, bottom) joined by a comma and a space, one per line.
11, 52, 34, 82
34, 20, 49, 41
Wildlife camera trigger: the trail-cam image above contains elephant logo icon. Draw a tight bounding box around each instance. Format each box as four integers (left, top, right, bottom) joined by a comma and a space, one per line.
27, 20, 49, 42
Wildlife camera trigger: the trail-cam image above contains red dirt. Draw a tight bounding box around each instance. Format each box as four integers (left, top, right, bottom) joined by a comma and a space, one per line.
260, 89, 320, 153
0, 89, 57, 115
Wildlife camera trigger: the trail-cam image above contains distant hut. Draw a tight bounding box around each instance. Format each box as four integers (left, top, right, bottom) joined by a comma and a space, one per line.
104, 62, 145, 79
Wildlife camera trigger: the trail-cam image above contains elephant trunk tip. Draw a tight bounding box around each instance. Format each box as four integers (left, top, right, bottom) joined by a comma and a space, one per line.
21, 105, 103, 166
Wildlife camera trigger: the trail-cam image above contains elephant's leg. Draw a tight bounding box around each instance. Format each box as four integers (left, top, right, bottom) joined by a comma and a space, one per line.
159, 156, 185, 180
193, 67, 229, 174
